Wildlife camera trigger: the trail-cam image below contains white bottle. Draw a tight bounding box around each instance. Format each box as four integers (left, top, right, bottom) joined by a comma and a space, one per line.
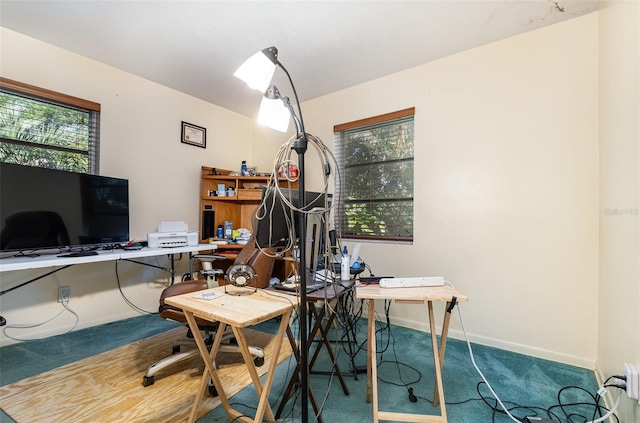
341, 246, 350, 281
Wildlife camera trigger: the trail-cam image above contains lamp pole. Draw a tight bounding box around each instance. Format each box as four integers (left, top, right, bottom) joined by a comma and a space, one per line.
294, 137, 310, 423
268, 80, 311, 423
236, 47, 313, 422
279, 61, 311, 423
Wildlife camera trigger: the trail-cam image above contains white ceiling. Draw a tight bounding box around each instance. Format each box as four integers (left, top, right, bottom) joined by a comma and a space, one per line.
0, 1, 599, 118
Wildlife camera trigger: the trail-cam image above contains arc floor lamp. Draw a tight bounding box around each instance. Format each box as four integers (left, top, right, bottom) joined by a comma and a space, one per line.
234, 46, 313, 423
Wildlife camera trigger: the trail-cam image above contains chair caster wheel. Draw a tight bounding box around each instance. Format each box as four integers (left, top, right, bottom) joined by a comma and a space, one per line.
254, 356, 265, 367
143, 375, 155, 387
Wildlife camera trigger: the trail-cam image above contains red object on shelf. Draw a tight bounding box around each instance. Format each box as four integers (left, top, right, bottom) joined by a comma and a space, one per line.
279, 163, 299, 179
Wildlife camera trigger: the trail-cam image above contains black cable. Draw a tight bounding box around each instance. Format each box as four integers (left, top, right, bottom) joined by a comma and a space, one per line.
357, 298, 427, 404
390, 322, 423, 402
472, 382, 552, 422
375, 359, 422, 387
553, 384, 621, 423
341, 297, 392, 371
446, 381, 623, 423
337, 289, 367, 372
114, 260, 156, 315
258, 287, 298, 310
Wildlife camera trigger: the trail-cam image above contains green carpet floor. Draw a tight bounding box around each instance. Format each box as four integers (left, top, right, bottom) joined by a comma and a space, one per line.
0, 311, 602, 422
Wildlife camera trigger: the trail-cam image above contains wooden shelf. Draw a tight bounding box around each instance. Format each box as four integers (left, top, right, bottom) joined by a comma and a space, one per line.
198, 166, 298, 243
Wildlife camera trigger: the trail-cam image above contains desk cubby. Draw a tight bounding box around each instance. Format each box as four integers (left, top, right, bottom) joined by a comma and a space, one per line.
198, 166, 298, 243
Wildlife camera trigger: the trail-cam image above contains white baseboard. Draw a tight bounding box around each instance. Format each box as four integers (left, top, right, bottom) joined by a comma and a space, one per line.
0, 310, 153, 347
389, 315, 597, 370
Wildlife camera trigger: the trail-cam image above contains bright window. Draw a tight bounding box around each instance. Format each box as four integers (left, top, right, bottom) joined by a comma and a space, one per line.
334, 108, 415, 242
0, 78, 100, 174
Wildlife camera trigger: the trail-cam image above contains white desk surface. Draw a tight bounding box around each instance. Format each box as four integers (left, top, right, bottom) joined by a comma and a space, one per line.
0, 244, 216, 273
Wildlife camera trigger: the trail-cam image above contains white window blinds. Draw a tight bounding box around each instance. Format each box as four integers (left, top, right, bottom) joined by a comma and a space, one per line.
334, 108, 415, 242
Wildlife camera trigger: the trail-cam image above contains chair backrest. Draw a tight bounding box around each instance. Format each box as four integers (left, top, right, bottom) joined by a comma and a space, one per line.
231, 237, 275, 289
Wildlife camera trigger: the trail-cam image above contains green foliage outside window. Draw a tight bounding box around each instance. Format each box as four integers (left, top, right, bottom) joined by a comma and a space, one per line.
0, 91, 96, 173
336, 110, 414, 241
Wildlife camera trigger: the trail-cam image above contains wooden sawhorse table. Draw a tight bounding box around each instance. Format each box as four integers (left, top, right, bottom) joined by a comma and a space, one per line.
355, 284, 468, 423
165, 286, 299, 423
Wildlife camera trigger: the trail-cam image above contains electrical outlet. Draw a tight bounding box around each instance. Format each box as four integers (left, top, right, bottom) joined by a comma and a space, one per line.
58, 286, 71, 303
623, 362, 639, 401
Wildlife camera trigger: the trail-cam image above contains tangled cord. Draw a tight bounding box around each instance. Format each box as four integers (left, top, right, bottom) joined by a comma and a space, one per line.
462, 381, 622, 423
253, 132, 340, 260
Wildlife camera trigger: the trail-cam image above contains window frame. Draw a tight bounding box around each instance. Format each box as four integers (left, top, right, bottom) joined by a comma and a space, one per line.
334, 107, 415, 243
0, 77, 101, 174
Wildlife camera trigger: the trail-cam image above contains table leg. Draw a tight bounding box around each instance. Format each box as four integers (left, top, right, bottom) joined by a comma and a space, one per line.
367, 298, 378, 422
183, 311, 230, 423
234, 309, 290, 423
427, 301, 447, 421
308, 303, 350, 395
432, 302, 452, 407
188, 252, 194, 278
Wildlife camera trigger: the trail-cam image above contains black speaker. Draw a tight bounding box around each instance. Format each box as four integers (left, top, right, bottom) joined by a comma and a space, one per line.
202, 210, 215, 239
329, 229, 338, 254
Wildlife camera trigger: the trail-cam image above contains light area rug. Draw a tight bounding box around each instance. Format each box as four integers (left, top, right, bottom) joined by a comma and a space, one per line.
0, 326, 292, 422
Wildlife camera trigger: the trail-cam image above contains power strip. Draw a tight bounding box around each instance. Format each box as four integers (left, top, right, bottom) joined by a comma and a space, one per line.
379, 276, 445, 288
624, 362, 639, 400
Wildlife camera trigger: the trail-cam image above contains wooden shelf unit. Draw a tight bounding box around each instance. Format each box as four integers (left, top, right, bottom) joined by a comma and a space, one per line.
198, 166, 298, 244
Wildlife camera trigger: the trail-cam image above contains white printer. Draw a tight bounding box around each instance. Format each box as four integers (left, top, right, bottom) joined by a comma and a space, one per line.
147, 221, 199, 248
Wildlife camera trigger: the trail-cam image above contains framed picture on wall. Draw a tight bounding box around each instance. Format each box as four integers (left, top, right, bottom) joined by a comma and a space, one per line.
181, 121, 206, 148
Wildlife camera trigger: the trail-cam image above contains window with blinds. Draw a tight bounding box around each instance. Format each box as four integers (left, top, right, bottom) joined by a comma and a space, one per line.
334, 107, 415, 242
0, 77, 100, 174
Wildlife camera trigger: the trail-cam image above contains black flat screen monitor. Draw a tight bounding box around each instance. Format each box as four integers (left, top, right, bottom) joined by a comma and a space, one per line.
0, 163, 130, 253
254, 186, 329, 250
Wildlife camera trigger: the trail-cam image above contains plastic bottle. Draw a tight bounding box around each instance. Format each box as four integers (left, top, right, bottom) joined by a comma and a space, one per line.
341, 246, 350, 281
241, 161, 247, 176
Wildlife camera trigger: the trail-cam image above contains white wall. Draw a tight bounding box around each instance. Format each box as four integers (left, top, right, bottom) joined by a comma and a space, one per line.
598, 1, 640, 421
285, 13, 600, 368
0, 28, 256, 344
0, 13, 608, 371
